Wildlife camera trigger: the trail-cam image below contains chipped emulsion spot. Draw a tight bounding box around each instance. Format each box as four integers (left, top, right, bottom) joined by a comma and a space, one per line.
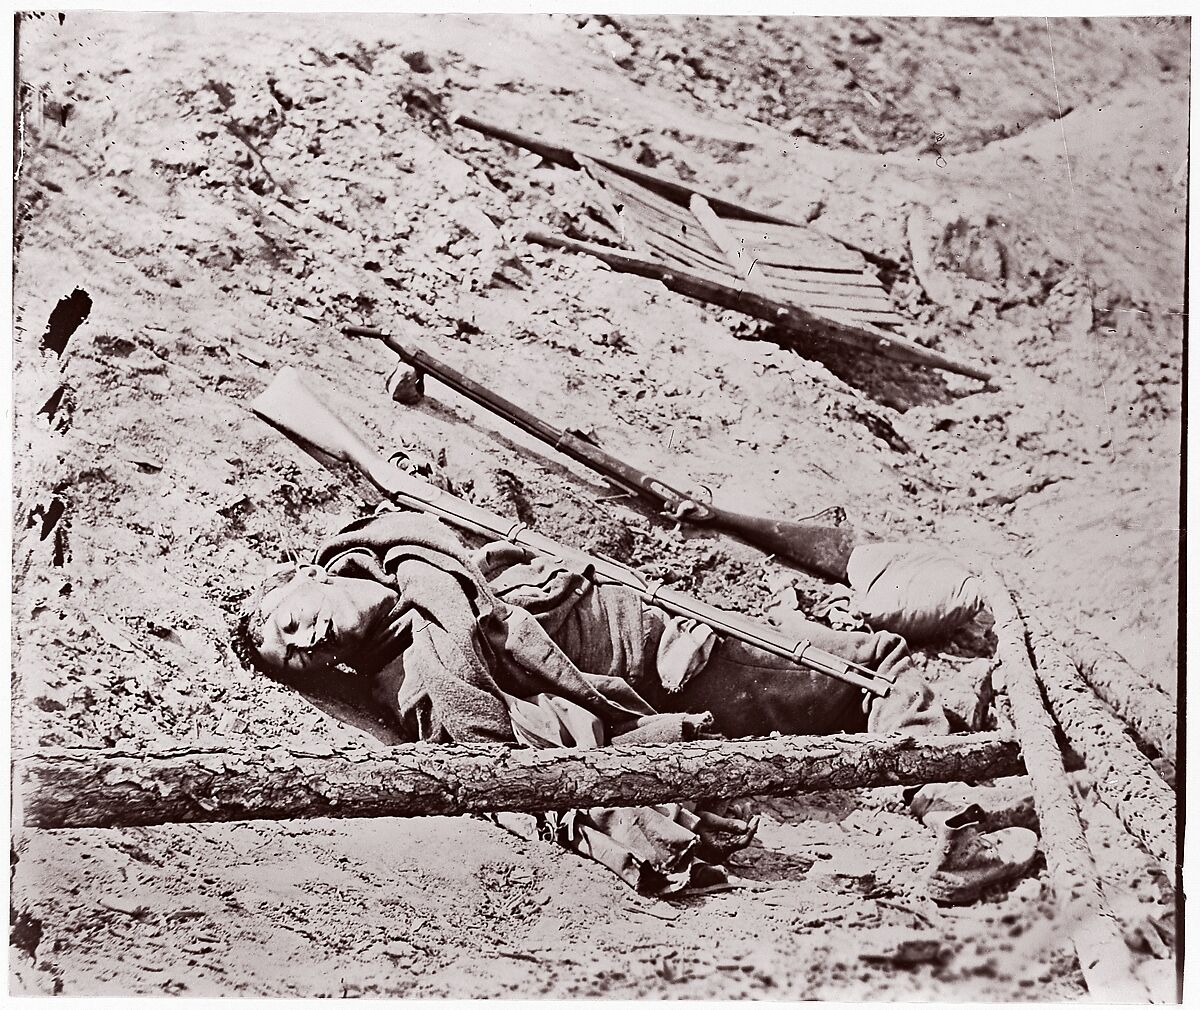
39, 287, 93, 358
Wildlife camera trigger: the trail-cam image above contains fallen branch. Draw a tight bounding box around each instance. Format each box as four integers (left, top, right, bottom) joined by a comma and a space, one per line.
16, 733, 1022, 831
981, 572, 1149, 1002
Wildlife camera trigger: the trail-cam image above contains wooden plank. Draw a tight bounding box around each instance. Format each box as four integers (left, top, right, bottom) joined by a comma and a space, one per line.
759, 278, 893, 302
642, 233, 737, 276
744, 240, 866, 273
582, 156, 726, 279
804, 303, 905, 322
597, 176, 695, 228
808, 307, 908, 328
613, 187, 698, 234
758, 273, 892, 301
729, 221, 867, 272
725, 218, 838, 244
585, 152, 802, 226
744, 243, 868, 272
578, 155, 642, 252
620, 206, 732, 272
632, 213, 729, 269
525, 229, 993, 380
803, 304, 904, 324
759, 263, 880, 285
689, 194, 774, 298
597, 177, 730, 269
588, 162, 696, 222
767, 288, 897, 314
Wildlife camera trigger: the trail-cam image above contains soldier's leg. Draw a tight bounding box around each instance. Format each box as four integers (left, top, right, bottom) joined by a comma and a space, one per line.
685, 606, 1038, 905
643, 611, 918, 738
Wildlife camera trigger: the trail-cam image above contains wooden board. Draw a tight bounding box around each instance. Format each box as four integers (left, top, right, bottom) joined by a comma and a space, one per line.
689, 194, 773, 297
583, 159, 921, 347
526, 230, 992, 380
725, 220, 866, 271
779, 291, 897, 315
589, 162, 696, 224
811, 307, 908, 328
757, 264, 881, 288
743, 243, 867, 272
642, 234, 735, 275
755, 278, 893, 301
609, 181, 699, 232
636, 216, 730, 270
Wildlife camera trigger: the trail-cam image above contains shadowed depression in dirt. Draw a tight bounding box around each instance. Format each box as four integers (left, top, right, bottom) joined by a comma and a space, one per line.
10, 12, 1185, 1001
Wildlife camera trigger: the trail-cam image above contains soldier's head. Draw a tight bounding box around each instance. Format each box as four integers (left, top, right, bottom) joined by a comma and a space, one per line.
237, 562, 398, 677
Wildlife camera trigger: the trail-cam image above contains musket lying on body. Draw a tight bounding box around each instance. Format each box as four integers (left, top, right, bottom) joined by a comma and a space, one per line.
249, 366, 895, 697
344, 324, 857, 583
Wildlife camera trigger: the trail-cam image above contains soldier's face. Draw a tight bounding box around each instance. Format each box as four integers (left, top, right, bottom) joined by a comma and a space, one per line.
252, 565, 396, 675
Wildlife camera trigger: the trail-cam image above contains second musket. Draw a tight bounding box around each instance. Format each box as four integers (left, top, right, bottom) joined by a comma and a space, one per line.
346, 324, 857, 583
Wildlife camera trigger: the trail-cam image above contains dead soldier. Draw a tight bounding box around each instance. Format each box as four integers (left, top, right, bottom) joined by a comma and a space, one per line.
237, 505, 1037, 899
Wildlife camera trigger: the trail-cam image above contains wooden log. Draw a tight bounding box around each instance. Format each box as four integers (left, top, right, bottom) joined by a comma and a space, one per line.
453, 110, 579, 168
981, 572, 1150, 1002
1048, 615, 1175, 767
525, 229, 993, 381
16, 733, 1024, 831
454, 111, 802, 226
1020, 606, 1175, 870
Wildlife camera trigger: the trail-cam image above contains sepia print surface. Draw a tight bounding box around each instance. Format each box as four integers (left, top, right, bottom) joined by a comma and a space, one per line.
10, 12, 1185, 1001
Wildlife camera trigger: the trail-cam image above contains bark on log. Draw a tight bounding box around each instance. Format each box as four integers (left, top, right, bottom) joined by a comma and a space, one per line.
1047, 613, 1176, 768
981, 572, 1149, 1002
16, 733, 1023, 831
1021, 605, 1176, 872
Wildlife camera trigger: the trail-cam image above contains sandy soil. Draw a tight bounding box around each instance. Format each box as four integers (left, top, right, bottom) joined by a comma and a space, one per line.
11, 13, 1183, 1000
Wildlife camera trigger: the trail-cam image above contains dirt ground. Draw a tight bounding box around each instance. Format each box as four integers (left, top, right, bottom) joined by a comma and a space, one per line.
11, 13, 1184, 1000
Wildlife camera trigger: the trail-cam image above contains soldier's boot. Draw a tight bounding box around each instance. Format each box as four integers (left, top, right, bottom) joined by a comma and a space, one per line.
920, 804, 1039, 905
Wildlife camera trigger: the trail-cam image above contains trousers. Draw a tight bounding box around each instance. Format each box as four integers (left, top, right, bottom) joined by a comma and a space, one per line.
632, 606, 954, 740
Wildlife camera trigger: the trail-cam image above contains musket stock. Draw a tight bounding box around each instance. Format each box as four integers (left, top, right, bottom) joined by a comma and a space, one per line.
705, 506, 856, 584
346, 324, 856, 581
249, 366, 893, 697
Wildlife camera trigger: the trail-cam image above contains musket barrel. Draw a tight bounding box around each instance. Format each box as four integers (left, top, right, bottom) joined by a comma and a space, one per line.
346, 324, 855, 581
347, 324, 665, 507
